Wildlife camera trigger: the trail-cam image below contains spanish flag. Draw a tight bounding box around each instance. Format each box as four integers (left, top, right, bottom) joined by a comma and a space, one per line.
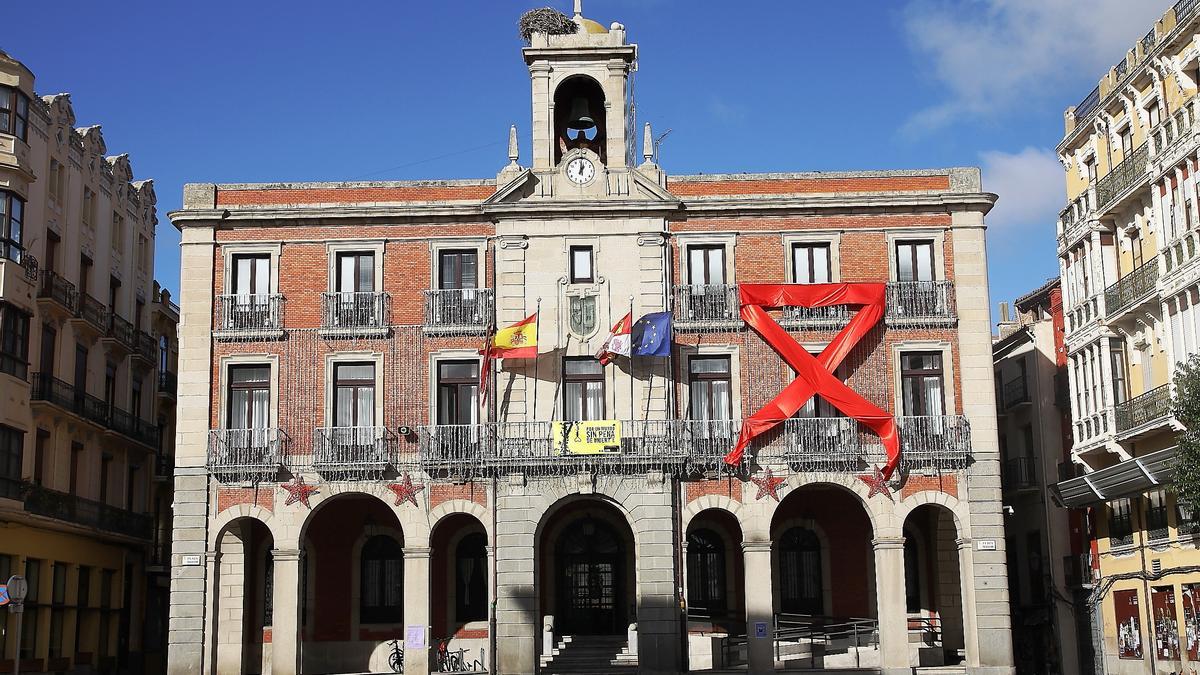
488, 313, 538, 359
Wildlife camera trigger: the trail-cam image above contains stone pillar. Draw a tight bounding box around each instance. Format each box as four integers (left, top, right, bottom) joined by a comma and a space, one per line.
270, 549, 302, 675
404, 546, 432, 675
957, 538, 981, 669
495, 478, 537, 675
215, 534, 246, 675
742, 541, 774, 674
873, 536, 910, 675
632, 473, 681, 675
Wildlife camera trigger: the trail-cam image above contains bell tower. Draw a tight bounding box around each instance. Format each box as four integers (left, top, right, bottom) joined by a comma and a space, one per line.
523, 1, 637, 172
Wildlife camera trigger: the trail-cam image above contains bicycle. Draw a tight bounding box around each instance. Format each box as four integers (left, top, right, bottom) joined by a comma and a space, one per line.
435, 639, 487, 672
388, 638, 405, 673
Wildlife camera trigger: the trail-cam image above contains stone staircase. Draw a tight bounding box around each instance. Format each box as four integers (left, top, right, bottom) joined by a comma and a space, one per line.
539, 634, 637, 674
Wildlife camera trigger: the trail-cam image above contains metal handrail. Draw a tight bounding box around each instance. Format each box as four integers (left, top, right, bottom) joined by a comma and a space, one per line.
30, 372, 159, 447
1115, 384, 1172, 433
1097, 142, 1149, 210
424, 288, 493, 331
215, 293, 284, 333
75, 293, 108, 331
1002, 376, 1029, 409
321, 291, 390, 331
38, 269, 77, 312
207, 428, 284, 476
885, 281, 957, 324
1103, 255, 1159, 317
672, 284, 741, 328
313, 426, 395, 473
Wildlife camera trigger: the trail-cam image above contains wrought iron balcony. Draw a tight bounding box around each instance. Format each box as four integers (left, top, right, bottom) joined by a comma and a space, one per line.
885, 281, 957, 326
214, 294, 284, 338
321, 292, 390, 336
1075, 86, 1100, 121
781, 415, 971, 472
106, 313, 136, 349
74, 293, 108, 334
132, 330, 157, 365
37, 269, 77, 314
893, 415, 972, 471
785, 417, 867, 472
313, 426, 395, 475
207, 428, 285, 480
1103, 256, 1159, 318
673, 284, 741, 329
1003, 457, 1038, 491
31, 373, 158, 448
158, 370, 177, 397
780, 304, 850, 329
1096, 142, 1149, 212
424, 288, 494, 333
1179, 0, 1199, 24
1001, 375, 1029, 410
677, 418, 743, 473
1115, 384, 1173, 434
21, 482, 152, 540
153, 452, 174, 481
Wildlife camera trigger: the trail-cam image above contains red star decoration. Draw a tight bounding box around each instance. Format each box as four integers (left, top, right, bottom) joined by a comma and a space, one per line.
387, 473, 425, 507
751, 469, 786, 501
280, 477, 319, 508
857, 465, 893, 501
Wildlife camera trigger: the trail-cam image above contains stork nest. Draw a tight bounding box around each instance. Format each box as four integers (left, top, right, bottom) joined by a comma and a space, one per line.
519, 7, 578, 44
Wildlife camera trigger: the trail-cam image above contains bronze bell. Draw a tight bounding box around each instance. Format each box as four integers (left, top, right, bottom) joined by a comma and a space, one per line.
566, 97, 596, 130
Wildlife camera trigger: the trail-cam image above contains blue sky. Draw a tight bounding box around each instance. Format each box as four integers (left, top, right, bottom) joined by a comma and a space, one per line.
5, 0, 1172, 323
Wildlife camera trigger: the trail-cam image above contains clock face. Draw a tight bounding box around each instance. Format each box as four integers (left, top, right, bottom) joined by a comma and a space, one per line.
566, 157, 596, 185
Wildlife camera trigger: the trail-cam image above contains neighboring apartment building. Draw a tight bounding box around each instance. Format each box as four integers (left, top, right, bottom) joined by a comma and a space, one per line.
1053, 2, 1200, 673
0, 50, 178, 674
994, 280, 1093, 675
167, 5, 1014, 675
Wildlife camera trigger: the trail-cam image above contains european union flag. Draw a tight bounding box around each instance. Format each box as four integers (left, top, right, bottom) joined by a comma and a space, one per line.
631, 312, 672, 356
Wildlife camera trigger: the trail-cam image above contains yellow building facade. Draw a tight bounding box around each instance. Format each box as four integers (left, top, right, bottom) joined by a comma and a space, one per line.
0, 49, 178, 674
1054, 3, 1200, 673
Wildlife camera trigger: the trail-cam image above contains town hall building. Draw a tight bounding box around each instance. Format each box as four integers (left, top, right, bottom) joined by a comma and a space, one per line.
166, 5, 1015, 674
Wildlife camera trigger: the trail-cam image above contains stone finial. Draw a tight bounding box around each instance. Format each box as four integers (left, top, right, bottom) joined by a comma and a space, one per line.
642, 122, 653, 163
507, 124, 519, 167
573, 0, 583, 20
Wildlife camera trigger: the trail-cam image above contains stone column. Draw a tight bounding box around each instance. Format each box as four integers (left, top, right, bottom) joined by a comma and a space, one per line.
742, 541, 774, 674
957, 538, 981, 669
269, 549, 302, 675
495, 478, 537, 675
873, 536, 910, 675
404, 546, 432, 675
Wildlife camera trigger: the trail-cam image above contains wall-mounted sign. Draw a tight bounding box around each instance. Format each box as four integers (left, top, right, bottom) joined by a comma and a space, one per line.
753, 621, 768, 639
181, 555, 202, 566
405, 624, 427, 649
552, 420, 622, 455
977, 540, 997, 551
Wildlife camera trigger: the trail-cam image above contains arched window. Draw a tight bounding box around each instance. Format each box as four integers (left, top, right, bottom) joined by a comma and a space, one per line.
360, 535, 403, 624
455, 533, 487, 623
779, 527, 823, 615
686, 528, 727, 616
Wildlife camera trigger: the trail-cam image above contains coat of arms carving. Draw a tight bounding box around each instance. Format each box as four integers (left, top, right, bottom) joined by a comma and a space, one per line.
568, 294, 598, 338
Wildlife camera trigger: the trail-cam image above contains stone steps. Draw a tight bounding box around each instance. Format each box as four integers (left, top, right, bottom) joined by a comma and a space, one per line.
540, 634, 637, 674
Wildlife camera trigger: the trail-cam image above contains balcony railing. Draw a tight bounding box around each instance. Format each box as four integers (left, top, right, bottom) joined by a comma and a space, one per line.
1104, 256, 1159, 318
321, 292, 390, 335
676, 418, 744, 473
106, 314, 135, 348
31, 373, 158, 448
1179, 0, 1199, 24
313, 426, 395, 475
75, 293, 108, 332
134, 331, 157, 363
207, 428, 285, 479
1003, 457, 1037, 491
673, 284, 741, 329
781, 304, 851, 329
424, 288, 494, 333
778, 415, 971, 472
21, 482, 152, 540
1001, 376, 1029, 410
1097, 142, 1149, 211
37, 270, 77, 313
785, 417, 866, 472
885, 281, 956, 325
893, 416, 972, 471
214, 294, 284, 336
1115, 384, 1173, 434
158, 371, 177, 396
1075, 86, 1101, 121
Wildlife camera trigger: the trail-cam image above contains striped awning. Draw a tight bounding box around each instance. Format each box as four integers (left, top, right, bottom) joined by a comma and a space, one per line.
1052, 447, 1178, 507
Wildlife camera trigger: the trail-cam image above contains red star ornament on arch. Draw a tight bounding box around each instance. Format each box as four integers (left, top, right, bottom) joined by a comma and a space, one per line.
751, 469, 786, 502
281, 477, 319, 508
388, 473, 425, 507
858, 465, 894, 501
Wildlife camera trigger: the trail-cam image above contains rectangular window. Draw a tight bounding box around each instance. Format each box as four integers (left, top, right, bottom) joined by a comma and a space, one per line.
0, 425, 21, 489
1084, 159, 1096, 182
333, 362, 375, 427
0, 303, 30, 380
49, 159, 61, 202
569, 245, 594, 284
438, 249, 478, 290
688, 356, 732, 421
437, 360, 479, 426
82, 188, 94, 228
687, 245, 726, 285
21, 558, 40, 660
1, 190, 25, 262
336, 251, 375, 293
1109, 497, 1134, 546
0, 85, 30, 141
1131, 232, 1145, 269
137, 234, 149, 271
563, 357, 605, 421
900, 351, 945, 416
227, 365, 270, 430
1148, 103, 1162, 129
1120, 128, 1133, 157
34, 429, 48, 486
99, 453, 111, 504
111, 212, 123, 252
1147, 490, 1170, 541
792, 242, 831, 284
232, 254, 270, 296
895, 240, 935, 282
70, 442, 83, 495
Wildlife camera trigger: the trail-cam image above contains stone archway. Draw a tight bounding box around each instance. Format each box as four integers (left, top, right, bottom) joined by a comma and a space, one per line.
429, 511, 490, 667
903, 503, 966, 667
212, 517, 274, 675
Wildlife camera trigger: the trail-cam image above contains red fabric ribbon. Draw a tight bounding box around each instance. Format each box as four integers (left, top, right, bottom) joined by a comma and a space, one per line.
724, 283, 901, 479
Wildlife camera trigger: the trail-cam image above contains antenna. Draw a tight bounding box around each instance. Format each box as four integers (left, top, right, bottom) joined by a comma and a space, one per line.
652, 128, 673, 164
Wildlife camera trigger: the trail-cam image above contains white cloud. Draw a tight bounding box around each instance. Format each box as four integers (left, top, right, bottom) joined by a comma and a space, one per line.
903, 0, 1170, 133
980, 146, 1064, 235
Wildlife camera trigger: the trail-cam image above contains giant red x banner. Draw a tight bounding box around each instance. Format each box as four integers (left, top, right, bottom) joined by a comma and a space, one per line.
723, 283, 901, 479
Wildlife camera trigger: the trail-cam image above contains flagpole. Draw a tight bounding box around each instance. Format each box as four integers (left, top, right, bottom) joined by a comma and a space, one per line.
532, 298, 542, 422
628, 295, 635, 424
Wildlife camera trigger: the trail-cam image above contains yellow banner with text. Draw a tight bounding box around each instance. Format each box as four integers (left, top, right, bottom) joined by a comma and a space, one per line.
551, 420, 623, 455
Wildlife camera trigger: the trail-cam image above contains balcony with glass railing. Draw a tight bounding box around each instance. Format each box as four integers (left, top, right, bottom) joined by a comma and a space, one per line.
321, 292, 390, 337
1103, 256, 1159, 320
207, 428, 285, 480
423, 287, 494, 334
214, 294, 285, 339
1115, 384, 1173, 436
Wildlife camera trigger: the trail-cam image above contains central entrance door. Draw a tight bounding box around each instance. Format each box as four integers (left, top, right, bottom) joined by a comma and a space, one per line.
556, 518, 624, 635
